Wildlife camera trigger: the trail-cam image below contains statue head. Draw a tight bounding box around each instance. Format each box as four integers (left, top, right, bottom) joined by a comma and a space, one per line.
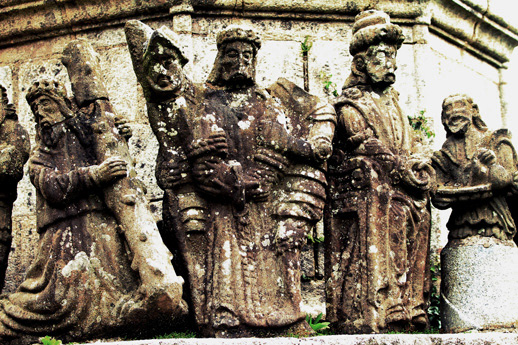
441, 94, 487, 137
26, 79, 74, 129
207, 26, 261, 89
143, 26, 188, 99
344, 10, 405, 89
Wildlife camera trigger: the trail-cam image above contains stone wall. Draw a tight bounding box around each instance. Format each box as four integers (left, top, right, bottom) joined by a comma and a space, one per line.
0, 0, 516, 316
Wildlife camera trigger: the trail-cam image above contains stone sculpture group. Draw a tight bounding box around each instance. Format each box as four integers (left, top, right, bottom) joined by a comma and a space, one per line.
0, 8, 516, 344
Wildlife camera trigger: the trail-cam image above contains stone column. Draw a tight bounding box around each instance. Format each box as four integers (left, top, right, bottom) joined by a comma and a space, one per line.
441, 236, 518, 332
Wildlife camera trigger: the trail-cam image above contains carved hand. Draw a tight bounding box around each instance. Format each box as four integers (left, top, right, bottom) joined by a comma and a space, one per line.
114, 115, 132, 141
310, 137, 333, 162
477, 148, 497, 166
92, 157, 128, 186
188, 131, 228, 159
402, 159, 436, 193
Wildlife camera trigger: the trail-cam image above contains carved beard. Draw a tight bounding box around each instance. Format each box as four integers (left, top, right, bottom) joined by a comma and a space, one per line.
218, 67, 255, 89
39, 123, 66, 148
207, 51, 257, 89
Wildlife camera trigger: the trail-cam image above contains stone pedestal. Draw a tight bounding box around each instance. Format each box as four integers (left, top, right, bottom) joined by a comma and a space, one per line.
441, 236, 518, 332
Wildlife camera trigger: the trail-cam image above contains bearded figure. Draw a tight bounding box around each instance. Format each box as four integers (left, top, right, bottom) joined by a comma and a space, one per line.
325, 10, 435, 333
126, 23, 336, 337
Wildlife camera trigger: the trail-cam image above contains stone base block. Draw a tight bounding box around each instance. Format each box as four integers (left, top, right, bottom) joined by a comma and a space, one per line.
441, 236, 518, 332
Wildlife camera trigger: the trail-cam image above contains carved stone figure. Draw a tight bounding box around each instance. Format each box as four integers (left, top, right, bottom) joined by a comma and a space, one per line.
0, 40, 184, 344
125, 22, 336, 337
432, 94, 518, 332
0, 85, 30, 292
432, 94, 518, 241
325, 10, 435, 333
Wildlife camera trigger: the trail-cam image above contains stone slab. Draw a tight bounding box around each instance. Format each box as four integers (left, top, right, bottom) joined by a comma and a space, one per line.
73, 333, 518, 345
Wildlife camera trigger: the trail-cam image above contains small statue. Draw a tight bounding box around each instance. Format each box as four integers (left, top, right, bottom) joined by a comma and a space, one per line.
0, 40, 184, 344
125, 22, 336, 337
325, 10, 435, 333
0, 85, 30, 292
432, 94, 518, 333
432, 94, 518, 241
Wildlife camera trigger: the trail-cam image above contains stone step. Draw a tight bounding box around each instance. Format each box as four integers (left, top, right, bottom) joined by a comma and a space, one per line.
76, 333, 518, 345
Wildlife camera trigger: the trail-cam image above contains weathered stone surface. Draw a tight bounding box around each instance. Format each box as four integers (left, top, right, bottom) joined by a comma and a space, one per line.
0, 84, 30, 292
70, 333, 518, 345
432, 94, 518, 332
0, 40, 185, 344
325, 10, 434, 334
126, 21, 336, 337
441, 237, 518, 332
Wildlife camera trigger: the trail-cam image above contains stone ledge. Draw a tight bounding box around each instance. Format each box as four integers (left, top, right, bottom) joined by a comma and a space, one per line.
75, 333, 518, 345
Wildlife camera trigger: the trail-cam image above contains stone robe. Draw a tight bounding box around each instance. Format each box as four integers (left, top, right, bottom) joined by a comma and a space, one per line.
432, 129, 518, 241
0, 116, 149, 344
326, 85, 431, 333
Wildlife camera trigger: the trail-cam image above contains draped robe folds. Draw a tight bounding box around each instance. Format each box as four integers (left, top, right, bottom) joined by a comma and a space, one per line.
171, 85, 311, 336
432, 129, 518, 241
0, 117, 146, 344
326, 85, 431, 333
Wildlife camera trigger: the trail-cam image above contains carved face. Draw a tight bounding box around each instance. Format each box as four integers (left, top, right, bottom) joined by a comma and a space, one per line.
442, 97, 473, 136
32, 95, 65, 128
145, 43, 184, 93
217, 41, 255, 87
364, 42, 397, 87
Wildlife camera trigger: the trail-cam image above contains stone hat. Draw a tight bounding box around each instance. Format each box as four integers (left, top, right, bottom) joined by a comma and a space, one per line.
145, 25, 189, 67
216, 25, 261, 51
349, 10, 405, 56
26, 78, 68, 106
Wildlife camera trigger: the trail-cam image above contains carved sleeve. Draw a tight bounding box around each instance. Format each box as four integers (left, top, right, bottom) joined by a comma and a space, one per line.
29, 154, 98, 206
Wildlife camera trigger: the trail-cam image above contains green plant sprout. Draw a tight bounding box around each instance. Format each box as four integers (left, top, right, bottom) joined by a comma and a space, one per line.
407, 110, 435, 139
301, 35, 313, 54
40, 336, 62, 345
306, 312, 330, 333
319, 70, 339, 97
307, 233, 324, 244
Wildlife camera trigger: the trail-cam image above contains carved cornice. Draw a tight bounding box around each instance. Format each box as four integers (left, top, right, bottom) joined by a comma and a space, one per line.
0, 0, 515, 67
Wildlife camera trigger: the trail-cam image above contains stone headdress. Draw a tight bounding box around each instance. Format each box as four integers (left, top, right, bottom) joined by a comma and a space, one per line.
26, 79, 74, 120
143, 26, 189, 68
207, 26, 261, 85
349, 10, 405, 56
343, 10, 405, 89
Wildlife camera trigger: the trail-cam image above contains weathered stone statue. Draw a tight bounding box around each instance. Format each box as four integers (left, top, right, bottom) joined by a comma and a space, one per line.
325, 10, 435, 333
432, 94, 518, 332
0, 40, 184, 344
125, 22, 336, 337
0, 85, 30, 292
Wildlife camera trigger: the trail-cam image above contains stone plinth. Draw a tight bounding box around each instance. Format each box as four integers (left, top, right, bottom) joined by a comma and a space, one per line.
441, 236, 518, 332
72, 333, 518, 345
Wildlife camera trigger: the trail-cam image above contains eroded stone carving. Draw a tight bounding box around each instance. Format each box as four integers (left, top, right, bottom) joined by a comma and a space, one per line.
0, 40, 184, 344
0, 85, 30, 292
125, 22, 336, 337
325, 10, 435, 333
432, 94, 518, 241
432, 94, 518, 332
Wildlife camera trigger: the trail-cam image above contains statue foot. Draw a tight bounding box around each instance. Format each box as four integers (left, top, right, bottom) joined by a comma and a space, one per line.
410, 312, 429, 331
